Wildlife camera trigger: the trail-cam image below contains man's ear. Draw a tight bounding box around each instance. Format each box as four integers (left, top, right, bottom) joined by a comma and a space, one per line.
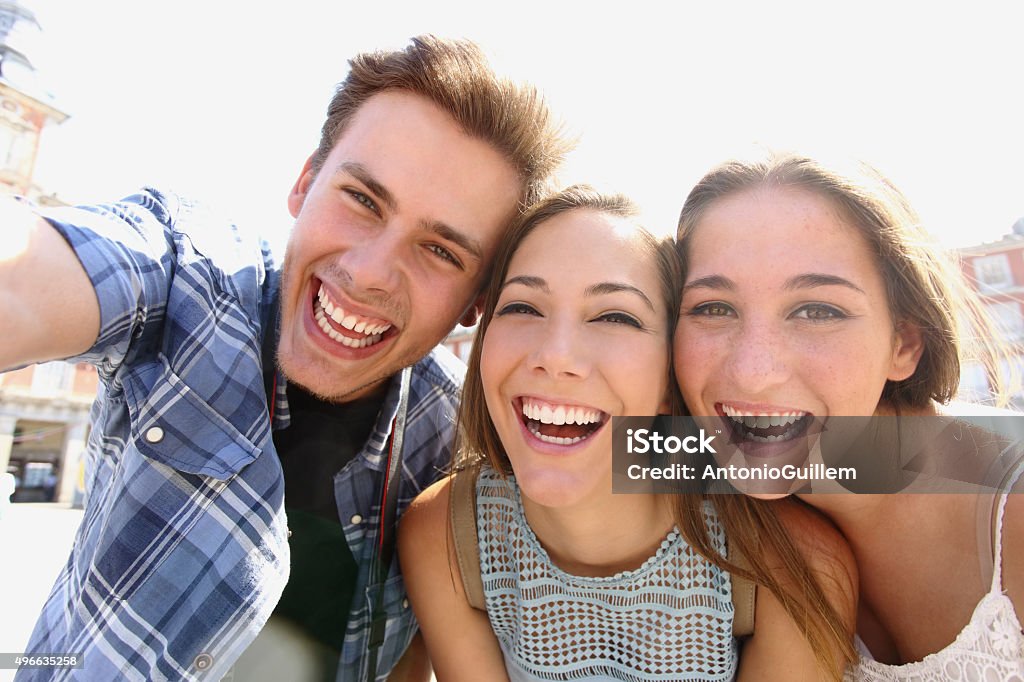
888, 321, 925, 382
459, 295, 485, 328
287, 154, 317, 218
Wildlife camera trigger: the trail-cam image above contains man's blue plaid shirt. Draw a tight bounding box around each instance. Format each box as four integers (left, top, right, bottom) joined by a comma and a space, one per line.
17, 188, 462, 681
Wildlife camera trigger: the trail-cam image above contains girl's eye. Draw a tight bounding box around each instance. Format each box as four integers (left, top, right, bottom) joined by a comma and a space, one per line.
426, 243, 463, 269
688, 302, 735, 317
791, 304, 847, 321
594, 311, 643, 328
496, 302, 540, 317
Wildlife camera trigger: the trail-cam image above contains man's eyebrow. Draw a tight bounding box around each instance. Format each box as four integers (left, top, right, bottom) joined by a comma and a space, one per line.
336, 161, 483, 263
425, 220, 484, 263
586, 282, 655, 311
336, 162, 396, 212
784, 273, 865, 294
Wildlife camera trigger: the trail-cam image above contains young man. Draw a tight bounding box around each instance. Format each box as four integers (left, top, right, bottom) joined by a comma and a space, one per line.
0, 36, 570, 681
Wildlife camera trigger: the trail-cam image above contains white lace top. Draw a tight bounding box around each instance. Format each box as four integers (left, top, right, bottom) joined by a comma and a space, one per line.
848, 474, 1024, 681
476, 467, 738, 682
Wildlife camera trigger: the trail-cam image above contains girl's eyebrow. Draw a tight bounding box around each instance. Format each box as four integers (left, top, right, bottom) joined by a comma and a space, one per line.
501, 275, 548, 292
501, 276, 654, 311
683, 275, 733, 292
683, 273, 865, 294
585, 282, 654, 311
784, 273, 865, 294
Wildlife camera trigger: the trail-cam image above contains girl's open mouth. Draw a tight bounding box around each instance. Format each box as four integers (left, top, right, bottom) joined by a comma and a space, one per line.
517, 397, 610, 446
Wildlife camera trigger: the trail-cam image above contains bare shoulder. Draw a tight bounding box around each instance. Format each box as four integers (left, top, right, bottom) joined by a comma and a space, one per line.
397, 475, 510, 681
398, 476, 453, 567
737, 499, 857, 681
773, 498, 858, 591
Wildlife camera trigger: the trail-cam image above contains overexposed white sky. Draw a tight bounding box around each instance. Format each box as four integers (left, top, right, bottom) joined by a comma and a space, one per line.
24, 0, 1024, 252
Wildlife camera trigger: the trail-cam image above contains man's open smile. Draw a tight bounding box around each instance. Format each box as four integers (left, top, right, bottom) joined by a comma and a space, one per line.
312, 281, 394, 349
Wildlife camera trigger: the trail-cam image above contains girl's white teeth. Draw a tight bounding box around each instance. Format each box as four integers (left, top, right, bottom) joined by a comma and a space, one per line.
317, 285, 392, 337
721, 403, 805, 428
526, 421, 586, 446
521, 399, 601, 425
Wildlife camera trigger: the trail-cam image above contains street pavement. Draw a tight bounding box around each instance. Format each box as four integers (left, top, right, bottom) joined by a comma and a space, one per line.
0, 503, 83, 682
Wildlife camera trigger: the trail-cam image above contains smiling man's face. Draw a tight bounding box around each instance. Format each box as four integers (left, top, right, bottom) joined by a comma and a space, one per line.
277, 90, 522, 401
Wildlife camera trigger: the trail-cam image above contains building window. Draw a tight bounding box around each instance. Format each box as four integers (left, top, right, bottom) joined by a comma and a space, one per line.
30, 362, 75, 396
986, 301, 1024, 341
973, 254, 1013, 291
957, 360, 990, 402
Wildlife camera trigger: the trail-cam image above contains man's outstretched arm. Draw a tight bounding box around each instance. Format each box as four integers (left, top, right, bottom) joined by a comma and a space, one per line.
0, 197, 100, 371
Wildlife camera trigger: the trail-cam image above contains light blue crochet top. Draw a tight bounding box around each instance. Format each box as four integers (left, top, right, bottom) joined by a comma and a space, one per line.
476, 467, 739, 681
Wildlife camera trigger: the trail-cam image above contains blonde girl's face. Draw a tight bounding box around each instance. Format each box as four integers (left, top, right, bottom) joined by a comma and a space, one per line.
674, 186, 923, 481
481, 209, 671, 509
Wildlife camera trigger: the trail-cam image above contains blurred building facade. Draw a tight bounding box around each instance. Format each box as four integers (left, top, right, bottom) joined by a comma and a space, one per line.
0, 0, 65, 202
0, 0, 87, 505
957, 218, 1024, 408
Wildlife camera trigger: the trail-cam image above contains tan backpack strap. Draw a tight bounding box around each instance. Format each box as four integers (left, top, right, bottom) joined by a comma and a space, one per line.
729, 544, 756, 637
450, 463, 486, 611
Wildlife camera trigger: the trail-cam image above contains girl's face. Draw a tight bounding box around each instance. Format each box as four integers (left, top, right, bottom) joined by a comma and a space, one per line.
674, 186, 922, 443
482, 209, 671, 509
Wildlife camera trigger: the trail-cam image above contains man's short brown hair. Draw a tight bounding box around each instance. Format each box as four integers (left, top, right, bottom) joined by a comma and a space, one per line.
311, 35, 572, 206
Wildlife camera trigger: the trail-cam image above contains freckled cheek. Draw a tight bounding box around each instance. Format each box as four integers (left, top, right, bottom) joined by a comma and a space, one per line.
674, 333, 721, 378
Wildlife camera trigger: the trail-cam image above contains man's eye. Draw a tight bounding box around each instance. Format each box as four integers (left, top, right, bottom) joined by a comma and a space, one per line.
496, 302, 540, 317
689, 302, 734, 317
346, 190, 378, 214
427, 244, 463, 269
594, 311, 642, 328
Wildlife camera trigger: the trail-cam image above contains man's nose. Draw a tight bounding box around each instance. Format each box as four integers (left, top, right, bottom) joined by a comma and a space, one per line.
338, 229, 404, 295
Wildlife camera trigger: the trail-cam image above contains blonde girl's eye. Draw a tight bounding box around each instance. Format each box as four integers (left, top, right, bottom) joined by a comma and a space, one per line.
688, 301, 735, 317
791, 303, 848, 321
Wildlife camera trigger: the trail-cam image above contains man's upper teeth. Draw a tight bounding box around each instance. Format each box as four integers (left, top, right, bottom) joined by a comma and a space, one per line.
721, 404, 804, 428
521, 399, 601, 426
317, 285, 391, 336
